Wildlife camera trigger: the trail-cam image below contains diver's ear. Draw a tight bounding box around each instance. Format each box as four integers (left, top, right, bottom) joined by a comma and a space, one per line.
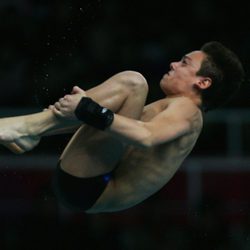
195, 77, 212, 90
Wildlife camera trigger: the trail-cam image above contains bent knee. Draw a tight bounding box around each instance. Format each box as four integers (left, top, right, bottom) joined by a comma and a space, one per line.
116, 71, 149, 94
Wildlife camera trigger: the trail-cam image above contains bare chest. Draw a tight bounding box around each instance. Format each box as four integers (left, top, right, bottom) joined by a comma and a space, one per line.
140, 100, 168, 122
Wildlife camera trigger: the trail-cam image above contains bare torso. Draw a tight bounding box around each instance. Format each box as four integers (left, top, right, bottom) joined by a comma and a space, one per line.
89, 97, 203, 212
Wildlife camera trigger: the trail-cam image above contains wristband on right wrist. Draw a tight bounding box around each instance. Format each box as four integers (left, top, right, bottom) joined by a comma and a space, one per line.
74, 97, 114, 130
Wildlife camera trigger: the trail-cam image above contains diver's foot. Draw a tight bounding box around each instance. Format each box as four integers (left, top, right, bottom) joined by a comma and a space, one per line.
2, 142, 25, 154
0, 115, 41, 153
1, 136, 41, 154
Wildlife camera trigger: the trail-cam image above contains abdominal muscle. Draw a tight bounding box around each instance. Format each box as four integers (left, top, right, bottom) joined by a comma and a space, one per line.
88, 130, 200, 213
89, 99, 202, 212
115, 129, 200, 202
114, 99, 203, 202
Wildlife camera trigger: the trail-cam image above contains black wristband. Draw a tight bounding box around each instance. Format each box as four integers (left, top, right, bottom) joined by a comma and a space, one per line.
74, 97, 114, 130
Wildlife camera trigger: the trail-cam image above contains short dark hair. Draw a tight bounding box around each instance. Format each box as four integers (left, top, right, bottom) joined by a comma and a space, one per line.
197, 41, 245, 112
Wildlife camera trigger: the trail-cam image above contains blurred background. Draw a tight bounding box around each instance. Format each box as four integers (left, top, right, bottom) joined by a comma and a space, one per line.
0, 0, 250, 249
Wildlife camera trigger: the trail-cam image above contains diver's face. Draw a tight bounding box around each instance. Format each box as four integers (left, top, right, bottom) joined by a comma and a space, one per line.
160, 50, 206, 95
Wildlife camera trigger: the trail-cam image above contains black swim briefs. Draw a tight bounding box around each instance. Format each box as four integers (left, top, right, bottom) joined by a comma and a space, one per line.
53, 161, 112, 211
